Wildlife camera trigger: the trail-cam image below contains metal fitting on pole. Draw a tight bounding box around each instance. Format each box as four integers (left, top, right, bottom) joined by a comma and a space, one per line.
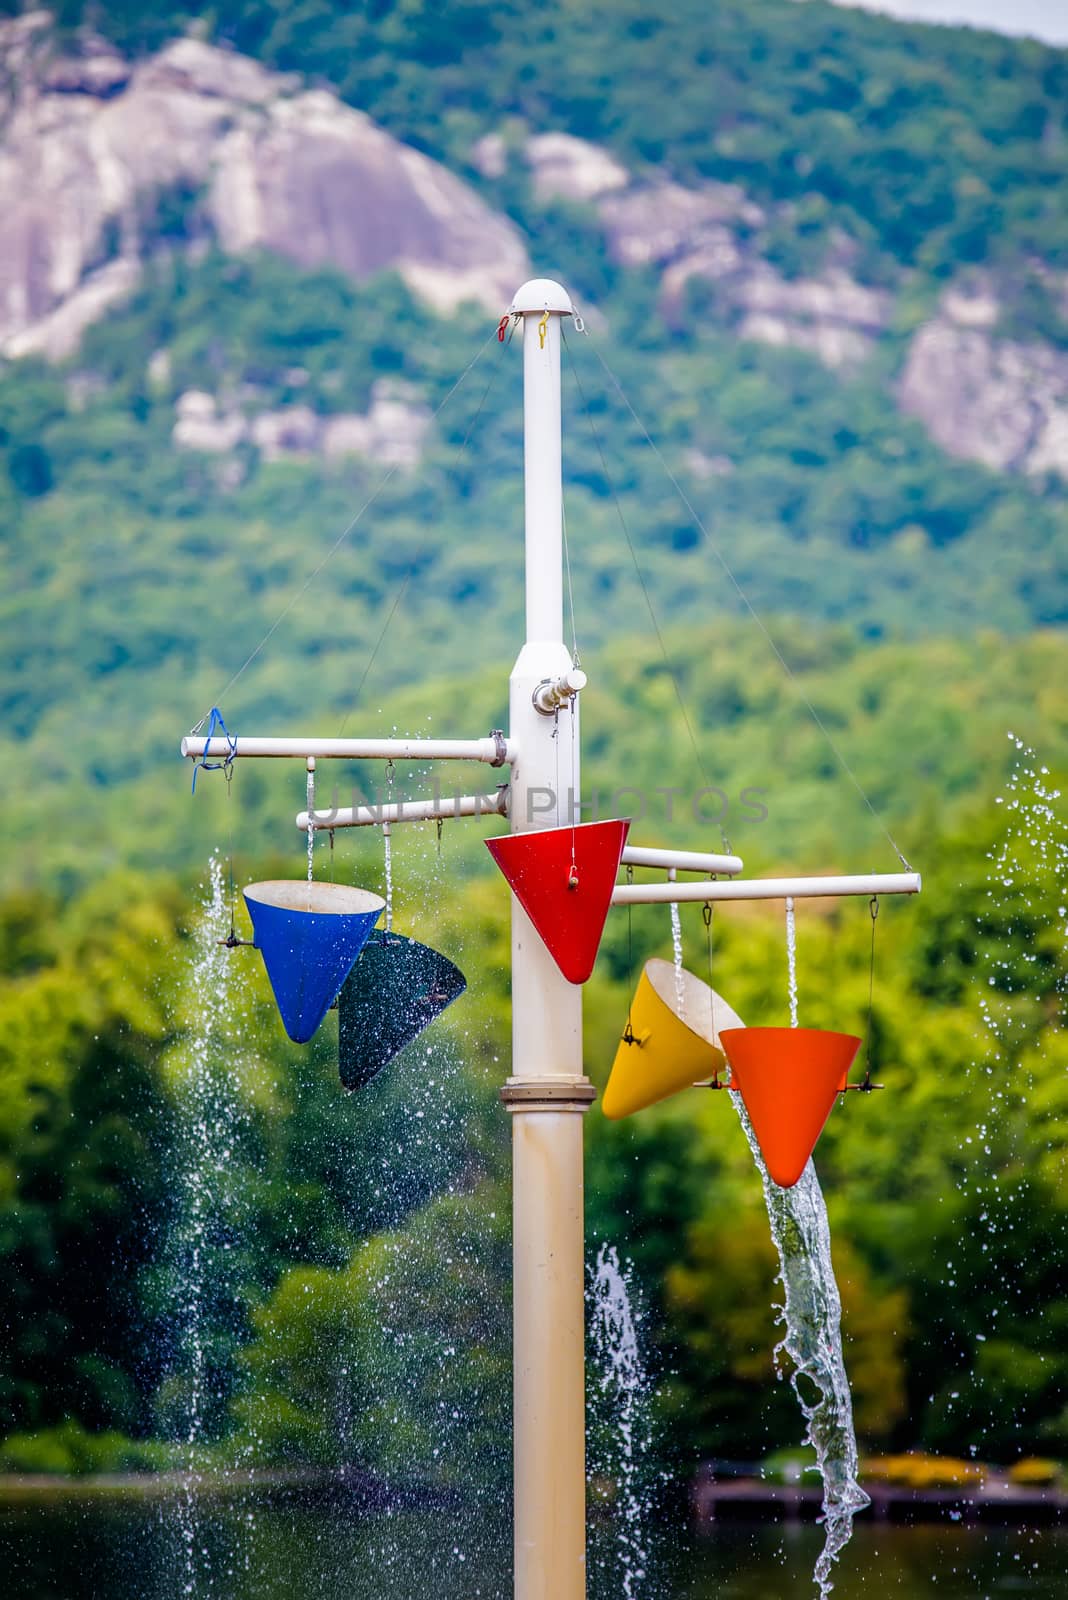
532, 668, 587, 715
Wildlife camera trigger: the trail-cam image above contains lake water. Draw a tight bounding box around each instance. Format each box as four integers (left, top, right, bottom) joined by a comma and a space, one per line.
0, 1498, 1063, 1599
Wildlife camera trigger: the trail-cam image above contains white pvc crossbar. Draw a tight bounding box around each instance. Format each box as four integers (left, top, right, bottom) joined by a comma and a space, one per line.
181, 734, 516, 764
296, 791, 509, 830
621, 844, 744, 877
611, 871, 920, 905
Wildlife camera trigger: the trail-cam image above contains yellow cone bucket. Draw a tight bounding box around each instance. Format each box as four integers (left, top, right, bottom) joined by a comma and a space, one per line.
601, 958, 744, 1120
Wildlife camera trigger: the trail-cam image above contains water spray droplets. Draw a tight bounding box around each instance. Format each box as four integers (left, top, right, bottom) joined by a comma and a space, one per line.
588, 1245, 654, 1600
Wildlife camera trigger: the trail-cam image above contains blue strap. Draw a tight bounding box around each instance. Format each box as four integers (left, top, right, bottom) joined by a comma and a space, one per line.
191, 707, 237, 793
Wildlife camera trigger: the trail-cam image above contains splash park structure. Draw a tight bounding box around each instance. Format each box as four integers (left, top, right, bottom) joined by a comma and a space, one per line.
180, 280, 921, 1599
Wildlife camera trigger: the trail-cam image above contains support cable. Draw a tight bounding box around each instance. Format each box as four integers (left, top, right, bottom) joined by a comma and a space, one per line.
563, 329, 731, 856
863, 896, 879, 1091
562, 497, 580, 667
622, 863, 637, 1044
567, 330, 913, 873
190, 329, 498, 732
704, 902, 724, 1089
336, 341, 505, 737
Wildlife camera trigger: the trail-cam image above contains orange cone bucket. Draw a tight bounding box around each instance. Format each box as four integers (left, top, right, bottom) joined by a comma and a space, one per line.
719, 1027, 860, 1188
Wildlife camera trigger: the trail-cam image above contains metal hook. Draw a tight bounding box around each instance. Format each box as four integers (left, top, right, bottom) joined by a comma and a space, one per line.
538, 310, 549, 349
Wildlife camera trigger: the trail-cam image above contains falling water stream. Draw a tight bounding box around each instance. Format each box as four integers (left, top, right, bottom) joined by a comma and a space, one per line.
163, 855, 253, 1596
670, 900, 686, 1014
382, 822, 394, 931
588, 1245, 654, 1600
729, 891, 868, 1596
306, 763, 316, 881
785, 895, 799, 1028
735, 1117, 870, 1596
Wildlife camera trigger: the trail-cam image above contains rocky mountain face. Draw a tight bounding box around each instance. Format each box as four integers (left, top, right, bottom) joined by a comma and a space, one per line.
518, 134, 890, 369
899, 281, 1068, 480
2, 11, 1067, 483
171, 378, 431, 479
518, 129, 1068, 481
0, 13, 528, 362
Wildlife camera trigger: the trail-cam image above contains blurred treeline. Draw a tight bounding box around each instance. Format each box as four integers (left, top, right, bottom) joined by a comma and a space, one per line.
0, 620, 1065, 1483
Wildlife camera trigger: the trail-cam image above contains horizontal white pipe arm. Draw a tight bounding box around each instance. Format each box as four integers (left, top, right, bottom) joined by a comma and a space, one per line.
181, 733, 516, 764
621, 844, 744, 877
612, 871, 921, 905
296, 791, 509, 830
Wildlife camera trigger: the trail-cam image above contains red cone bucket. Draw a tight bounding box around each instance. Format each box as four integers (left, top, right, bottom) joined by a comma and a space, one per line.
719, 1027, 861, 1188
485, 818, 630, 985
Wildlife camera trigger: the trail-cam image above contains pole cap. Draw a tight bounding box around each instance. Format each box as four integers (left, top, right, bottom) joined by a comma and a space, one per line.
510, 278, 574, 315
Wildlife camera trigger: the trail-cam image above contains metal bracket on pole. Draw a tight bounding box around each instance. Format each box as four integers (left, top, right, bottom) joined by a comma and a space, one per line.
500, 1079, 597, 1112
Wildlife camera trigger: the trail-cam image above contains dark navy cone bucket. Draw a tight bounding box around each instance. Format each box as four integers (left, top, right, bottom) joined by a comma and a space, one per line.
338, 931, 466, 1091
244, 881, 385, 1044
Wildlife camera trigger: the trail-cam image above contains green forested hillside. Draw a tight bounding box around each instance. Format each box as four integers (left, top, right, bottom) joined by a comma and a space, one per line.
2, 2, 1066, 854
1, 0, 1067, 1497
3, 250, 1066, 897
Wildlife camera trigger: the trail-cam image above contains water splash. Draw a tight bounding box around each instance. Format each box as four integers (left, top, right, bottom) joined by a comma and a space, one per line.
785, 895, 799, 1028
670, 900, 685, 1015
587, 1245, 654, 1600
732, 1101, 868, 1597
987, 735, 1067, 997
957, 735, 1067, 1462
975, 741, 1066, 1162
160, 855, 254, 1595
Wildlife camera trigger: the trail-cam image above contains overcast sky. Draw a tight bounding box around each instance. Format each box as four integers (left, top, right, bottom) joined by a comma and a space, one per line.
826, 0, 1068, 45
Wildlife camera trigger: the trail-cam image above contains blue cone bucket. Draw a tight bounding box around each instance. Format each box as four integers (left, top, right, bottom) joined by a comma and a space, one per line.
244, 880, 385, 1044
338, 931, 466, 1091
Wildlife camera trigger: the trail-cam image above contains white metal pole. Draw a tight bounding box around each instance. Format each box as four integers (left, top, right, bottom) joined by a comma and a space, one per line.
500, 280, 590, 1600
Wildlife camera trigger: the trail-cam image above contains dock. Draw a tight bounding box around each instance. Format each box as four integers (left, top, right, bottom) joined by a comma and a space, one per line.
692, 1467, 1067, 1525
